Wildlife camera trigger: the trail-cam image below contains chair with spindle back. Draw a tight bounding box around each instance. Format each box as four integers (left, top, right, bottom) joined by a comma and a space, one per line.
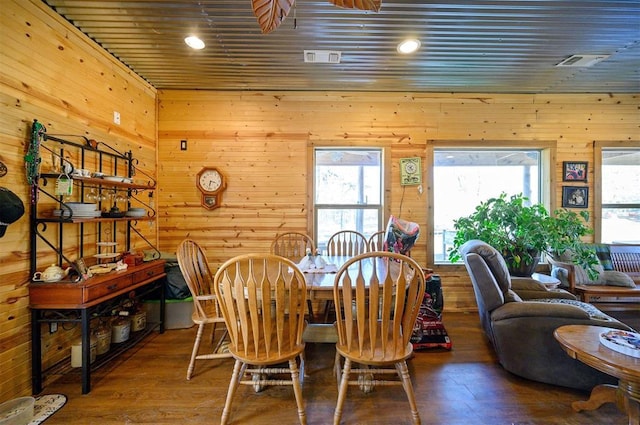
367, 230, 387, 252
176, 239, 231, 380
323, 230, 369, 321
214, 253, 308, 425
326, 230, 368, 256
271, 231, 316, 320
271, 232, 316, 261
332, 251, 426, 425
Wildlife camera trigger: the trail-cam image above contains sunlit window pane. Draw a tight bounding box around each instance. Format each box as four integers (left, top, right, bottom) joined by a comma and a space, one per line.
433, 149, 541, 262
600, 148, 640, 243
314, 149, 383, 248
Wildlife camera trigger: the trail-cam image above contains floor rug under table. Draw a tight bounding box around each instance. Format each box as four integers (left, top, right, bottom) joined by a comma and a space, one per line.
30, 394, 67, 425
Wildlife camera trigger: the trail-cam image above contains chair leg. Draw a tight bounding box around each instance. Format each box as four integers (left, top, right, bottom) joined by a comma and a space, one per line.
396, 361, 421, 425
187, 323, 205, 380
333, 358, 351, 425
333, 351, 341, 390
289, 358, 307, 425
220, 359, 243, 425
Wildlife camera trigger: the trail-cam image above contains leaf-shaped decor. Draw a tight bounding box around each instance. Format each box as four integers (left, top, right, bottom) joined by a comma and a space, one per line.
330, 0, 382, 12
252, 0, 295, 34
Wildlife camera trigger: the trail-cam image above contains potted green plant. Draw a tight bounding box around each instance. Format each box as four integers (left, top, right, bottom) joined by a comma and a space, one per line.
448, 192, 599, 278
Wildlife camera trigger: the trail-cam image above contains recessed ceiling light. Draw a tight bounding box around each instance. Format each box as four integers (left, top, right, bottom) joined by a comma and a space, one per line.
397, 39, 421, 54
185, 36, 205, 50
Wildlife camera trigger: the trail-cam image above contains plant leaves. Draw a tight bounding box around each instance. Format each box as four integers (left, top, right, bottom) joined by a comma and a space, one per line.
330, 0, 382, 12
252, 0, 295, 34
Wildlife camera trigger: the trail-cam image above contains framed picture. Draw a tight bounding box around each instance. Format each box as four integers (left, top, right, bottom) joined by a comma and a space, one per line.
563, 161, 588, 182
562, 186, 589, 208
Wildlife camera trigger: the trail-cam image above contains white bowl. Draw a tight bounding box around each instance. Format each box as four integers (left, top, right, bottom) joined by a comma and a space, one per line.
0, 396, 35, 425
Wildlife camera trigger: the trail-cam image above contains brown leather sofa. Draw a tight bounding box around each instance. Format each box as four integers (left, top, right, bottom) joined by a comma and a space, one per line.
460, 239, 634, 391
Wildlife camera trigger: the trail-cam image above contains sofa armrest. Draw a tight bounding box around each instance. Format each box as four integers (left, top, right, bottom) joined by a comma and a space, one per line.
491, 301, 590, 322
510, 277, 576, 300
547, 256, 578, 293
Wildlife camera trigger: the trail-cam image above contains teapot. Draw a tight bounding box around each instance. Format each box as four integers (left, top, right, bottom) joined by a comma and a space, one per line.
33, 264, 71, 282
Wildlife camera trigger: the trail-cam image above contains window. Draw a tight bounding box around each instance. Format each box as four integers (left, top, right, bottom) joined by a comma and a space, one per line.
314, 148, 383, 252
598, 146, 640, 243
433, 147, 547, 263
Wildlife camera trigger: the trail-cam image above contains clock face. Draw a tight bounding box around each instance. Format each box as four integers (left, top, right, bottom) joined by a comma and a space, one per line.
404, 161, 418, 174
198, 169, 222, 192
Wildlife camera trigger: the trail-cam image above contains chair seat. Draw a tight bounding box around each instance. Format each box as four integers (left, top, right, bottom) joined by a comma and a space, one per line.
231, 320, 306, 365
336, 323, 413, 365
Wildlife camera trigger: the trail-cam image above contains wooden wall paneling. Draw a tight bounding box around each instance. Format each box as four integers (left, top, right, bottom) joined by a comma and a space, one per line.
1, 0, 158, 400
158, 90, 639, 323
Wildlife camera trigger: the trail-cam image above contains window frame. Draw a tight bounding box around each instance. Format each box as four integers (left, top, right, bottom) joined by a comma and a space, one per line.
309, 143, 392, 249
426, 140, 556, 266
594, 141, 640, 242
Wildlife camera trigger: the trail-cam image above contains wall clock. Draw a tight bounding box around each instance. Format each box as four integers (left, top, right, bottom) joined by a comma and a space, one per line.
196, 167, 226, 210
400, 157, 422, 186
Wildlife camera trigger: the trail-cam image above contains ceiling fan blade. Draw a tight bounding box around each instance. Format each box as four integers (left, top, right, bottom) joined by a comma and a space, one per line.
252, 0, 295, 34
330, 0, 382, 12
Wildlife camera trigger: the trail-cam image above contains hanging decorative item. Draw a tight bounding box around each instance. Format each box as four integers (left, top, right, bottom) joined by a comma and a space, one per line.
252, 0, 381, 34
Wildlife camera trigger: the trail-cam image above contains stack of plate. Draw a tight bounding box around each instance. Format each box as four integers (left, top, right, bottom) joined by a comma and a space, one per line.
125, 208, 146, 218
103, 176, 133, 184
55, 202, 99, 218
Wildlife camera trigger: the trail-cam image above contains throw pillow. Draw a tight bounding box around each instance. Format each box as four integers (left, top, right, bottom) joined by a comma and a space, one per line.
603, 270, 637, 287
589, 243, 614, 270
573, 261, 606, 285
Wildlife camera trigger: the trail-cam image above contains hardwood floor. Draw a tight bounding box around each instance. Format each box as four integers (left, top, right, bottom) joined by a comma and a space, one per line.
40, 312, 629, 425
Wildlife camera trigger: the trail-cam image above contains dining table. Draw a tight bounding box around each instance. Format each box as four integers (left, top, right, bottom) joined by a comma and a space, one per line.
296, 254, 430, 344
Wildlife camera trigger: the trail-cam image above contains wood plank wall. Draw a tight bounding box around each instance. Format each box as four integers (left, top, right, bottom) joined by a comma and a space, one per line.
157, 90, 640, 312
1, 0, 157, 400
2, 0, 639, 405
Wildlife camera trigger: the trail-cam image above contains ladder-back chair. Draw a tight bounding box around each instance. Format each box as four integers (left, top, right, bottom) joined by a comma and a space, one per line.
332, 251, 426, 425
176, 239, 231, 380
214, 253, 308, 425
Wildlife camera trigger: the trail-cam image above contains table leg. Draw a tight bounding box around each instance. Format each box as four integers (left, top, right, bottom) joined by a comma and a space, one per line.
572, 384, 617, 412
619, 379, 640, 425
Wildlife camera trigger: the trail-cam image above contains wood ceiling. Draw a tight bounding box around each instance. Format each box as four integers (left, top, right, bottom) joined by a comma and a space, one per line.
43, 1, 640, 93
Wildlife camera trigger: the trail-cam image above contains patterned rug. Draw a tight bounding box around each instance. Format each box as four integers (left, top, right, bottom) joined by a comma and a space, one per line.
30, 394, 67, 425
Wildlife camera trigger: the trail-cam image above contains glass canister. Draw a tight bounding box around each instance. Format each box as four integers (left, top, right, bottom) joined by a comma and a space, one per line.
94, 322, 111, 355
111, 316, 131, 343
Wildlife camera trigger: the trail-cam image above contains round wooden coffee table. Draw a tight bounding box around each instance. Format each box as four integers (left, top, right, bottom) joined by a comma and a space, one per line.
554, 325, 640, 425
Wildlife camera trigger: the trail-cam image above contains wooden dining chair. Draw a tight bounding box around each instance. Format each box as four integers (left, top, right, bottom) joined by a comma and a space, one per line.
176, 239, 232, 380
271, 231, 315, 261
214, 253, 308, 425
367, 230, 387, 252
326, 230, 368, 256
332, 251, 426, 425
323, 230, 369, 321
271, 231, 316, 320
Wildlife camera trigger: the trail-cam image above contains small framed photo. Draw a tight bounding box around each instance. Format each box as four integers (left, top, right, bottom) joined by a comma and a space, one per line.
563, 161, 588, 182
562, 186, 589, 208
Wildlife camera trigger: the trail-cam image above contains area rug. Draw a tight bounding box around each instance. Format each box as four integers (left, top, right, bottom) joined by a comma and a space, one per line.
29, 394, 67, 425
